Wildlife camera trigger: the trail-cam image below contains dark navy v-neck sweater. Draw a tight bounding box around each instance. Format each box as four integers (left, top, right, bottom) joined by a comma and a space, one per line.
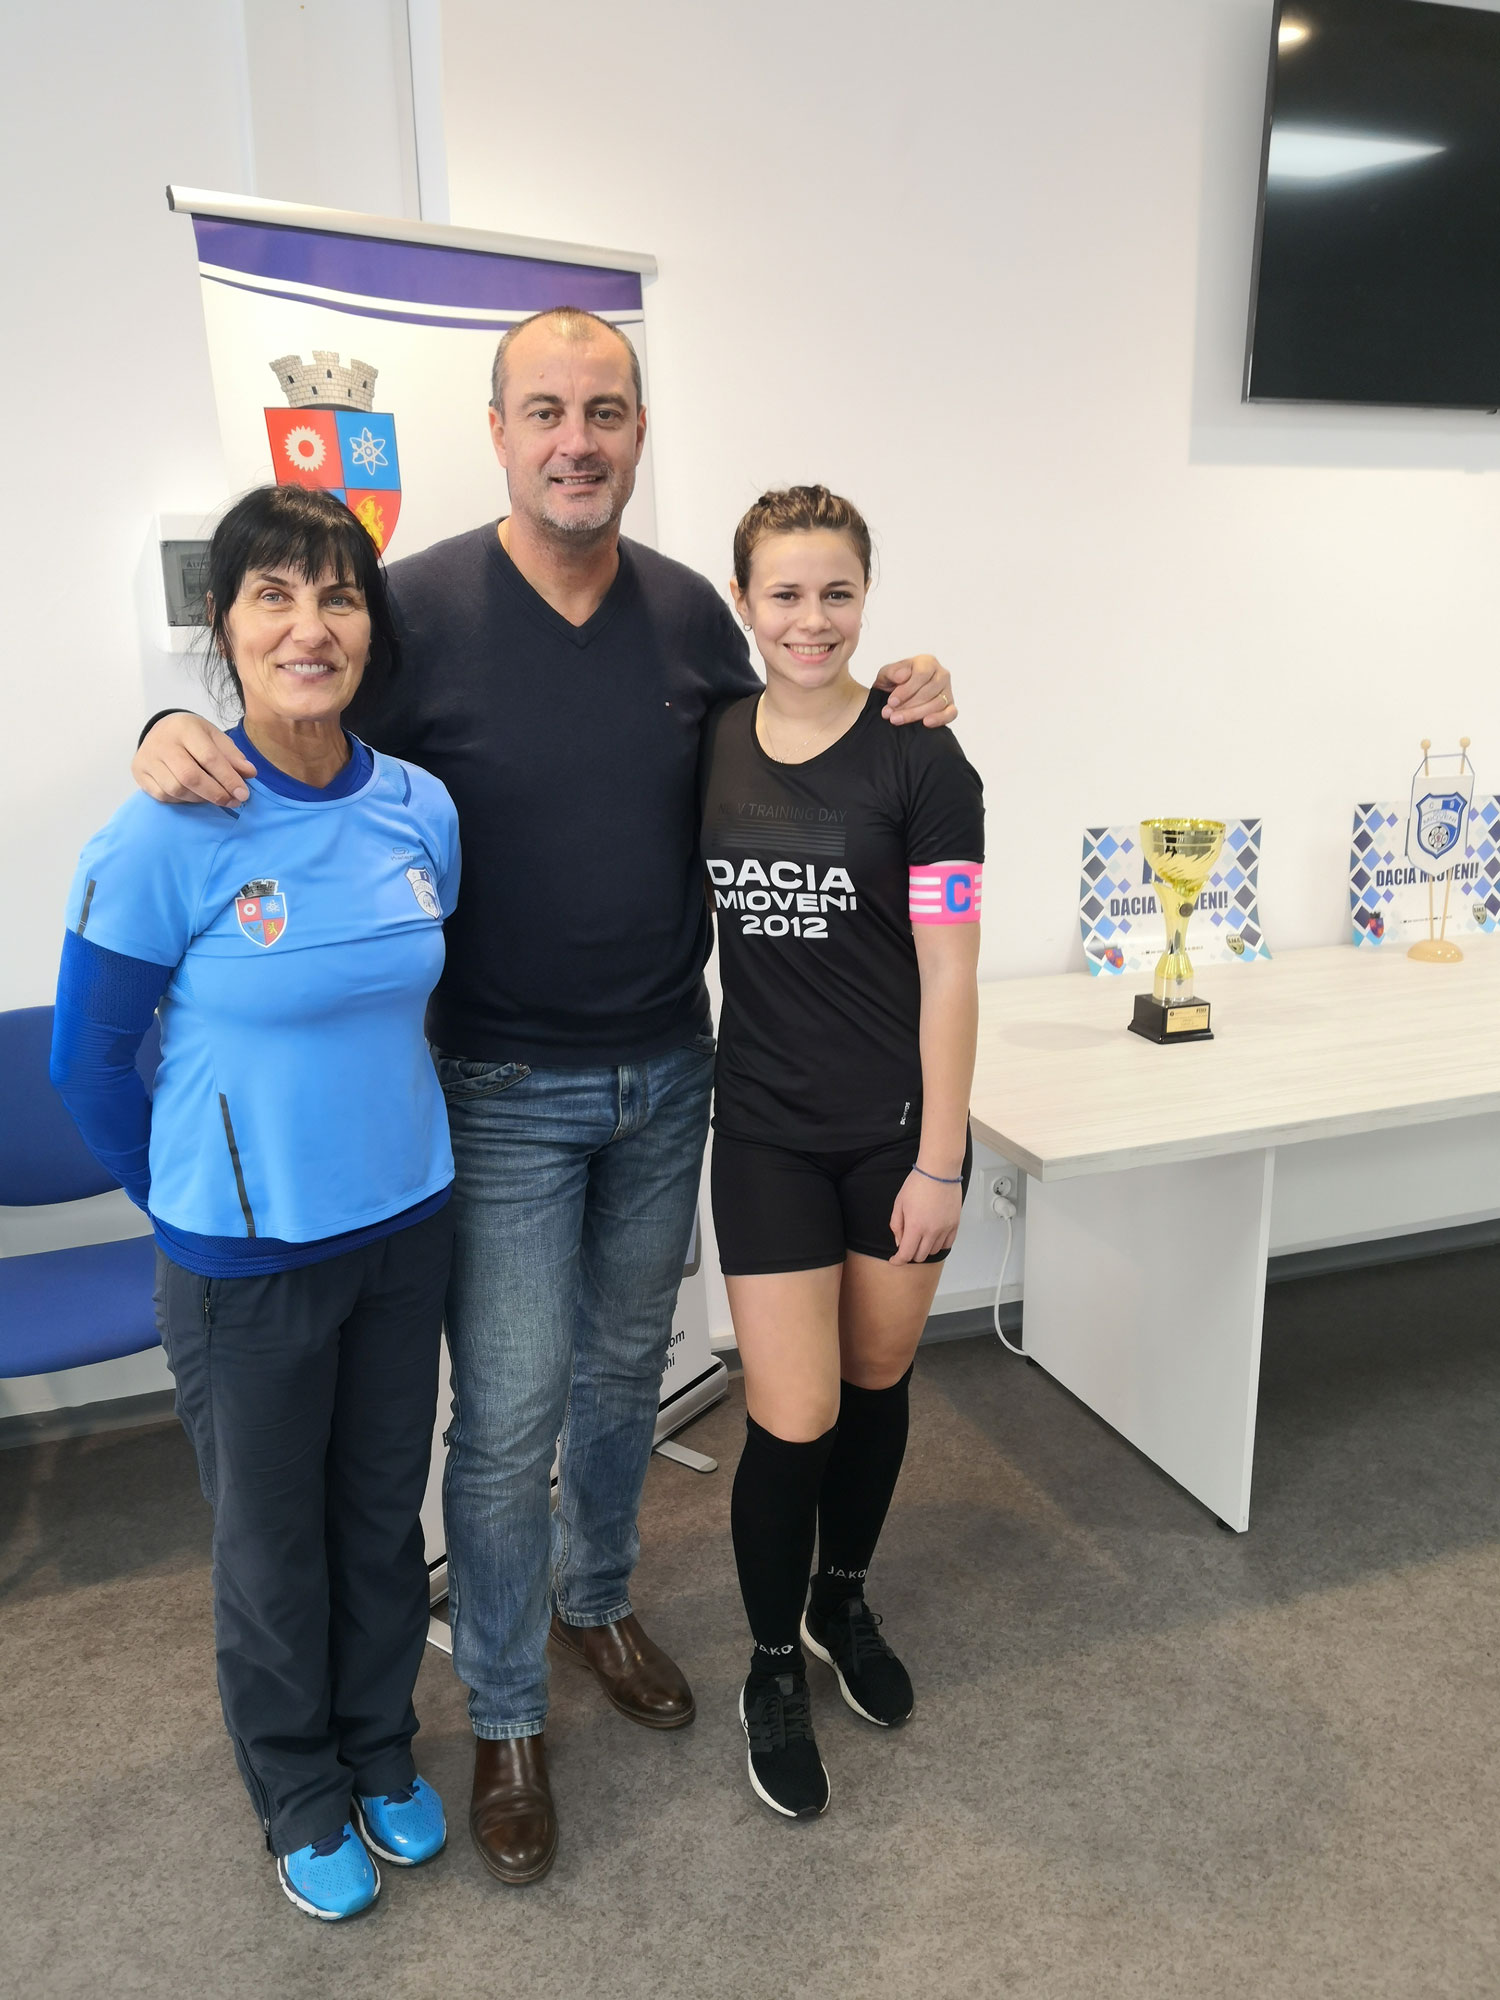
345, 524, 760, 1068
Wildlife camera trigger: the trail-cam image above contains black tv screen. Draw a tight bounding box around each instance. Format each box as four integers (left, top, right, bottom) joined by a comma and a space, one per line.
1245, 0, 1500, 410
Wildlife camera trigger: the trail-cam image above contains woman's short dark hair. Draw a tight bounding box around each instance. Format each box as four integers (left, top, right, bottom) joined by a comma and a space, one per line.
731, 484, 874, 593
202, 485, 401, 712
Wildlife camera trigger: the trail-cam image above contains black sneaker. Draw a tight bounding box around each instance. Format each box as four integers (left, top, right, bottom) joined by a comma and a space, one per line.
801, 1596, 914, 1727
739, 1672, 830, 1819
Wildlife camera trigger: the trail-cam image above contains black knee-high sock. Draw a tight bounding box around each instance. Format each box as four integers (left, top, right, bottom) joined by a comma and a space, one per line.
812, 1366, 913, 1615
731, 1416, 837, 1681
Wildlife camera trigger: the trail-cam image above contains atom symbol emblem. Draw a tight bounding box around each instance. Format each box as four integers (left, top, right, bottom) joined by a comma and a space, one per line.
346, 426, 389, 476
283, 425, 326, 472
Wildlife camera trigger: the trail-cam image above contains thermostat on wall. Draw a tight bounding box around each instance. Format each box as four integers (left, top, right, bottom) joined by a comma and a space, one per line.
150, 513, 215, 654
162, 540, 210, 627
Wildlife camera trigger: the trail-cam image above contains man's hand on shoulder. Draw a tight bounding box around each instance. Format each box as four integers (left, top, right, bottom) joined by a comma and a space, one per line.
133, 713, 256, 807
871, 655, 957, 728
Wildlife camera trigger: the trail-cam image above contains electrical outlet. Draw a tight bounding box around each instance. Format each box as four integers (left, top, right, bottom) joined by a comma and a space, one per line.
984, 1169, 1016, 1205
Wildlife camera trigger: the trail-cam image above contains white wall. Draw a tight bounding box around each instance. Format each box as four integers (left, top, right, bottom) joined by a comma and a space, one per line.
239, 0, 422, 218
1, 1, 241, 1017
440, 0, 1500, 1331
440, 0, 1500, 986
0, 0, 425, 1021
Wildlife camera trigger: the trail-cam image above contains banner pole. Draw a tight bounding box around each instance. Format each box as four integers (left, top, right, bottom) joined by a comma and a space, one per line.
1422, 740, 1435, 940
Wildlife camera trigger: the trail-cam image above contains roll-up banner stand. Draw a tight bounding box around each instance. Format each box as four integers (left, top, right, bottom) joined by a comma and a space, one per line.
165, 190, 727, 1616
165, 185, 659, 553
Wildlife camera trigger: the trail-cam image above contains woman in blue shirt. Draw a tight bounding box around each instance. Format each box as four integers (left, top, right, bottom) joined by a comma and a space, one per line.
51, 486, 459, 1922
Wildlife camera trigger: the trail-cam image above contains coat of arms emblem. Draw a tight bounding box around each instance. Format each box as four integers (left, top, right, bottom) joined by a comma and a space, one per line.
264, 353, 402, 553
1411, 790, 1467, 864
405, 867, 442, 920
235, 878, 288, 948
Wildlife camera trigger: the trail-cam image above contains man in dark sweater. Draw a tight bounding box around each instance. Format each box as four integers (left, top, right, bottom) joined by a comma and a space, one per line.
133, 307, 956, 1884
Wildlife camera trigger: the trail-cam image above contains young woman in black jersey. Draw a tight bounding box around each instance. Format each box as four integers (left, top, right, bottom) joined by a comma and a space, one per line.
703, 486, 983, 1819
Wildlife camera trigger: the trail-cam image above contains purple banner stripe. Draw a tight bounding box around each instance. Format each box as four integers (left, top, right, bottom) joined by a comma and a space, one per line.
203, 272, 643, 338
192, 217, 642, 314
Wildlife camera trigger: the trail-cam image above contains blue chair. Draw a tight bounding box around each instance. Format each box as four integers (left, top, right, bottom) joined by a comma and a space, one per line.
0, 1005, 161, 1378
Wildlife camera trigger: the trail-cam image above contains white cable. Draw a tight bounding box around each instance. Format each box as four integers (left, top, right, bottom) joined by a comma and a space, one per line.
989, 1195, 1023, 1356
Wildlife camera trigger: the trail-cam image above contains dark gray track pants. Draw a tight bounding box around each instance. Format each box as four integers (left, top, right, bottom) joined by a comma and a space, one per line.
154, 1204, 452, 1856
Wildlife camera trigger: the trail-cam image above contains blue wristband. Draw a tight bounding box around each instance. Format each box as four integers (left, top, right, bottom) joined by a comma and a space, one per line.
912, 1165, 963, 1185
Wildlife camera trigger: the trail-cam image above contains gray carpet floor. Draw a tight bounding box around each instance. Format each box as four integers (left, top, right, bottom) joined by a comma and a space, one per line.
3, 1247, 1498, 1999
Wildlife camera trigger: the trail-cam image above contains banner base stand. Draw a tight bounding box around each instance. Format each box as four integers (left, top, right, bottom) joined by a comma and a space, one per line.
652, 1356, 729, 1448
654, 1438, 718, 1473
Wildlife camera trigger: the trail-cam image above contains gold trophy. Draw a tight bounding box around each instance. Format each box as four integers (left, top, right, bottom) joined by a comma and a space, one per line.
1127, 818, 1227, 1044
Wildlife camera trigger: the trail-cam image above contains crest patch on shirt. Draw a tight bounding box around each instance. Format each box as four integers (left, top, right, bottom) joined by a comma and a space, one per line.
405, 866, 442, 920
235, 878, 288, 947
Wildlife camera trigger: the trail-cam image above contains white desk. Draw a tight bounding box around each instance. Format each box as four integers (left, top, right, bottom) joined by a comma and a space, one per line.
969, 941, 1500, 1529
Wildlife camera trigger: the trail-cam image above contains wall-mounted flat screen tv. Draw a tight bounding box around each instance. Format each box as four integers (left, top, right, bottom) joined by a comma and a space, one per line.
1245, 0, 1500, 410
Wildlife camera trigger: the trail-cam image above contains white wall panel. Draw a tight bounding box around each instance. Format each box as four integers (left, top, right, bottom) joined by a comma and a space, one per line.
0, 1, 249, 1015
240, 0, 420, 218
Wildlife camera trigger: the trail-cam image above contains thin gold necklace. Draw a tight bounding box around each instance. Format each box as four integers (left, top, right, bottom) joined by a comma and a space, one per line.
759, 682, 865, 765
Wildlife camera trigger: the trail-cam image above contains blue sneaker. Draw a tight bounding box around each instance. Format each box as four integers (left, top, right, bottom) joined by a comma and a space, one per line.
353, 1776, 447, 1867
277, 1824, 380, 1920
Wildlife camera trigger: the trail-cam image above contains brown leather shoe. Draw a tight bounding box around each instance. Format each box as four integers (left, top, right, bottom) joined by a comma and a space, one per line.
549, 1612, 696, 1729
469, 1734, 558, 1885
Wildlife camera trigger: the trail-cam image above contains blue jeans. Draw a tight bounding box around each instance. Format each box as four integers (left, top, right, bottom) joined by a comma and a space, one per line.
434, 1034, 714, 1739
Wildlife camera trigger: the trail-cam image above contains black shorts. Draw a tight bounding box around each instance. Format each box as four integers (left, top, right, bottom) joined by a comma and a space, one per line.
712, 1127, 974, 1276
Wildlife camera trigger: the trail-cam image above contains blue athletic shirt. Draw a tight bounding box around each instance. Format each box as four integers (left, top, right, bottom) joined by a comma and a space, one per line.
51, 728, 460, 1277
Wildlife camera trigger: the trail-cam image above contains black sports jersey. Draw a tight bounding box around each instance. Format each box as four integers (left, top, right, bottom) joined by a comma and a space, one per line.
702, 686, 984, 1149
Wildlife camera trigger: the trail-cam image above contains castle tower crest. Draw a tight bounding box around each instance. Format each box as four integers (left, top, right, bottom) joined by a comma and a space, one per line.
269, 351, 378, 411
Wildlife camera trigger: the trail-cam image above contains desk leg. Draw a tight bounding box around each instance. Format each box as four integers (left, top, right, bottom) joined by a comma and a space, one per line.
1022, 1148, 1275, 1532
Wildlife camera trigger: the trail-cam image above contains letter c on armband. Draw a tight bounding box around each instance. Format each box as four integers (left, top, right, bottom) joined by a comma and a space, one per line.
909, 861, 983, 926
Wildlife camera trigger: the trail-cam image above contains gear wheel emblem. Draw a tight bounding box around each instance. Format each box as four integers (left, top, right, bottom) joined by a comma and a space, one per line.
283, 425, 327, 473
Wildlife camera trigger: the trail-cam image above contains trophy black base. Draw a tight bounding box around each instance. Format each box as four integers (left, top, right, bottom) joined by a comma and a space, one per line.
1128, 993, 1213, 1044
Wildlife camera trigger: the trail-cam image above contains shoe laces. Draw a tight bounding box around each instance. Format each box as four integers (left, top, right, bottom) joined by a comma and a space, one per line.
379, 1782, 416, 1807
837, 1599, 895, 1673
745, 1674, 816, 1755
309, 1828, 350, 1859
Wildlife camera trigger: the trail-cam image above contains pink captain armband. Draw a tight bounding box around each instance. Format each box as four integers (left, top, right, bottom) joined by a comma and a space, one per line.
908, 861, 983, 925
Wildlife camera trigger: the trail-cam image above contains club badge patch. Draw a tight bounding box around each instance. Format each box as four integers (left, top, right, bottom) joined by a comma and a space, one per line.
235, 878, 287, 947
405, 866, 442, 920
1411, 790, 1467, 865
